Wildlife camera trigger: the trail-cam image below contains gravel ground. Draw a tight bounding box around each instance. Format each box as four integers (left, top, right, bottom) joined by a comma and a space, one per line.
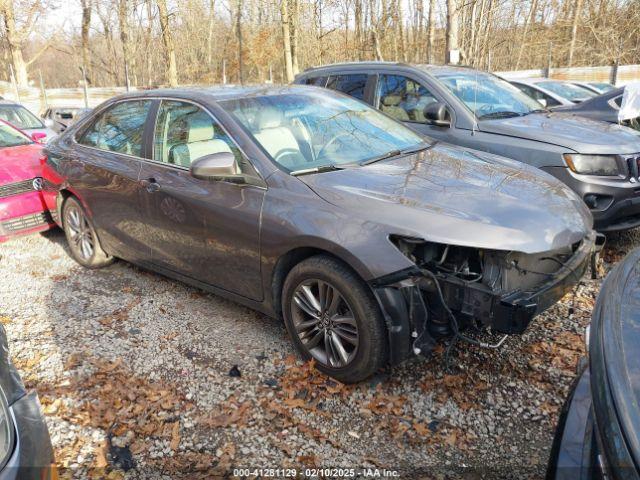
0, 227, 638, 479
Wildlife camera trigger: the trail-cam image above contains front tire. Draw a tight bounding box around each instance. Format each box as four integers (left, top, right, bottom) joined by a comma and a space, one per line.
282, 255, 388, 383
62, 196, 113, 268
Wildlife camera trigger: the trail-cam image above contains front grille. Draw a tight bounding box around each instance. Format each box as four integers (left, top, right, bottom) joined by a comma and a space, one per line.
1, 212, 51, 232
0, 179, 38, 198
625, 155, 640, 180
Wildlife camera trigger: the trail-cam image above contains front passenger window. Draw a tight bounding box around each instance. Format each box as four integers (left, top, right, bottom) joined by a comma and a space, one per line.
376, 75, 438, 123
153, 100, 246, 171
78, 100, 152, 156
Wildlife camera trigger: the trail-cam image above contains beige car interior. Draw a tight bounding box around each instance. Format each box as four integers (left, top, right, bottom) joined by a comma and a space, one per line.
163, 110, 234, 169
252, 107, 309, 169
381, 95, 410, 121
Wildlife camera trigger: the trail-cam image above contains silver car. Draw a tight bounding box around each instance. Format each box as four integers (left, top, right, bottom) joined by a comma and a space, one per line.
0, 101, 57, 143
510, 78, 598, 107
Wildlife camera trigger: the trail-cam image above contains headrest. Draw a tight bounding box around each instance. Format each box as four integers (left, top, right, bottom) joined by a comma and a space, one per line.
257, 107, 284, 129
187, 115, 214, 143
382, 95, 402, 106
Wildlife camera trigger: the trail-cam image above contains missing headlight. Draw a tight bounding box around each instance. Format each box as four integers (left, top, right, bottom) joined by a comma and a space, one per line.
388, 235, 584, 336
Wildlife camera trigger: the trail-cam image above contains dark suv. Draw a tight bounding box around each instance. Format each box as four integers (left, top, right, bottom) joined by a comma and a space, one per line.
295, 62, 640, 232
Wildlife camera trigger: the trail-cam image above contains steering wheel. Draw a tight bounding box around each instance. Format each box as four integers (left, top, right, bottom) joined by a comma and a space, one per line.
274, 149, 304, 168
475, 104, 495, 117
316, 132, 351, 161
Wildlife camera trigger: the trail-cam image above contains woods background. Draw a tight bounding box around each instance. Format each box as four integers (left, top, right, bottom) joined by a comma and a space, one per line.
0, 0, 639, 90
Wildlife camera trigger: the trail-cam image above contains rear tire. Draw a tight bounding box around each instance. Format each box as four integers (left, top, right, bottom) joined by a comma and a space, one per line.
282, 255, 388, 383
62, 196, 113, 268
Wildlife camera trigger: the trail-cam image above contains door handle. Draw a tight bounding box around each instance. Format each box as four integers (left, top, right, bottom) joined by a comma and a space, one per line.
140, 178, 160, 193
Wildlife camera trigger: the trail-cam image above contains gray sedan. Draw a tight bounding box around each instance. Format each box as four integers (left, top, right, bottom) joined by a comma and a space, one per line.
44, 86, 595, 382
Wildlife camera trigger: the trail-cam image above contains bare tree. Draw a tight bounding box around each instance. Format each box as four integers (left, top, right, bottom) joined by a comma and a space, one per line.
0, 0, 49, 86
568, 0, 585, 66
80, 0, 92, 84
445, 0, 459, 64
118, 0, 136, 86
156, 0, 177, 86
427, 0, 435, 63
281, 0, 294, 82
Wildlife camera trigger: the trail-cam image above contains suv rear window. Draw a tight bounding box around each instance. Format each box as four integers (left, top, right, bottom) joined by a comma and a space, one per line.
325, 74, 368, 100
305, 76, 329, 87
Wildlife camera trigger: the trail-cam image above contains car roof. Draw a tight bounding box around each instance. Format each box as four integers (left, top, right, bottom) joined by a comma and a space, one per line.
104, 84, 316, 104
510, 78, 554, 85
299, 61, 479, 76
0, 100, 22, 107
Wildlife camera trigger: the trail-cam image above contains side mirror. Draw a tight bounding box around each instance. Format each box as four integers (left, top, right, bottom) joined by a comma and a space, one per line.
43, 118, 54, 128
31, 132, 47, 143
423, 102, 451, 127
538, 98, 548, 107
190, 152, 243, 182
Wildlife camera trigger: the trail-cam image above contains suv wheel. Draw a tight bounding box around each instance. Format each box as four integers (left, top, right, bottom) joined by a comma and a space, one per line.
282, 255, 388, 383
62, 196, 113, 268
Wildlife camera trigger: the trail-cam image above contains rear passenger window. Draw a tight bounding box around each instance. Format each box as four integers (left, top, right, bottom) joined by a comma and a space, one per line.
376, 75, 438, 123
78, 100, 152, 157
326, 74, 368, 100
305, 76, 329, 87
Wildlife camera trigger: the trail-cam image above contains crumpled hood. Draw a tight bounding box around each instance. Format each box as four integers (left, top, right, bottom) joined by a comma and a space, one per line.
300, 144, 593, 254
480, 112, 640, 154
0, 143, 44, 184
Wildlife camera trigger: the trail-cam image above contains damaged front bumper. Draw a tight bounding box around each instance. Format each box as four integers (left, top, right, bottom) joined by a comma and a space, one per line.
372, 231, 599, 364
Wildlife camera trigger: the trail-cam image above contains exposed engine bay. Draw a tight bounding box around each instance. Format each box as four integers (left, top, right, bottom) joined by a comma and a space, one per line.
372, 231, 600, 364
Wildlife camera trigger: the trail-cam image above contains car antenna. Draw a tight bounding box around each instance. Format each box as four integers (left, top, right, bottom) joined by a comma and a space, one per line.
472, 68, 479, 136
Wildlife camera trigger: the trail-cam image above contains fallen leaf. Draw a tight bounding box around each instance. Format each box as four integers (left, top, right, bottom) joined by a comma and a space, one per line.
170, 422, 180, 451
95, 441, 108, 468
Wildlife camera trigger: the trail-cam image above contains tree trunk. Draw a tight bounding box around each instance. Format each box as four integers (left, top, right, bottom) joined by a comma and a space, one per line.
80, 0, 92, 84
427, 0, 435, 63
145, 0, 154, 86
281, 0, 294, 82
206, 0, 216, 66
118, 0, 136, 87
236, 0, 244, 84
156, 0, 178, 87
445, 0, 459, 64
291, 0, 299, 74
397, 0, 407, 62
1, 1, 29, 87
515, 0, 538, 70
355, 0, 363, 60
568, 0, 584, 66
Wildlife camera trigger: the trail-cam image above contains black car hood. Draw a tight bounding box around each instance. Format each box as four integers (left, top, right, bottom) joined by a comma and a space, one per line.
479, 112, 640, 154
591, 248, 640, 473
299, 143, 592, 254
554, 88, 626, 125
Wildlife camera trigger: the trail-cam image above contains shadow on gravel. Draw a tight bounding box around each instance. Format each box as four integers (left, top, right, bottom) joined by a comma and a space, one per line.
28, 226, 640, 478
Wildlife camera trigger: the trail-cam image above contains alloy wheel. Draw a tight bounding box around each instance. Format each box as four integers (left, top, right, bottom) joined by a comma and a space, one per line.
65, 205, 95, 261
291, 279, 359, 368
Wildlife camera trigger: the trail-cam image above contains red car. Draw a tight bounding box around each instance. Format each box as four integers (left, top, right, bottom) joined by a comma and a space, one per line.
0, 120, 54, 242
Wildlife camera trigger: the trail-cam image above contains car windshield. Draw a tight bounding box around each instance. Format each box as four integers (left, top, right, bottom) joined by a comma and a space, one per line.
432, 70, 543, 119
538, 81, 597, 101
0, 122, 31, 148
0, 105, 44, 129
219, 91, 426, 172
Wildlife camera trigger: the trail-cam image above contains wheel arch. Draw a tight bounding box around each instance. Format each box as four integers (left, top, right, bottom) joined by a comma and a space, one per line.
55, 187, 91, 223
270, 245, 374, 319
